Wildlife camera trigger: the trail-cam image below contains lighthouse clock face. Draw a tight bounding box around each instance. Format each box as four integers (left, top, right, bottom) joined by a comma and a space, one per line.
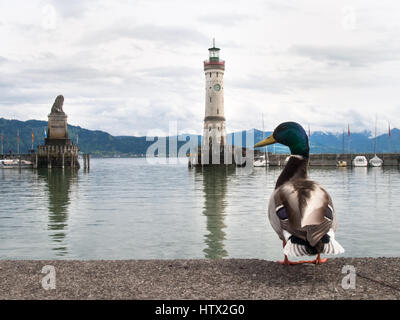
213, 84, 221, 91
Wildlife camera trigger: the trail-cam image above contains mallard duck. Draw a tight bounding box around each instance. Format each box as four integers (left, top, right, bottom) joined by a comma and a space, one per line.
255, 122, 344, 265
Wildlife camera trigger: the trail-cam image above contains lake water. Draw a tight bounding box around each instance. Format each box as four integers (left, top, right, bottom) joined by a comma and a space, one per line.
0, 158, 399, 260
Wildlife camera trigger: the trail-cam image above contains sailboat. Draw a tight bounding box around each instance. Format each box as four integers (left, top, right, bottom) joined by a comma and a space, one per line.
336, 129, 347, 167
254, 114, 269, 167
369, 116, 383, 167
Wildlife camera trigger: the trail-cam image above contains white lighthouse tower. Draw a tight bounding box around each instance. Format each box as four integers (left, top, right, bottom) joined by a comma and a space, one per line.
202, 39, 226, 152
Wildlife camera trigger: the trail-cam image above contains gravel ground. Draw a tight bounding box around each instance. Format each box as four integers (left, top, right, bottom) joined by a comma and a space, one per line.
0, 258, 399, 300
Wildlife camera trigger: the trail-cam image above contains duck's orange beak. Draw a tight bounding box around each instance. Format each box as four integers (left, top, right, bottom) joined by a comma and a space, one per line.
254, 134, 276, 148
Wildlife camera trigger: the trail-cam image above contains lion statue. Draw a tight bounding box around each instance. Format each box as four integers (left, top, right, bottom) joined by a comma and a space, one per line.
51, 95, 65, 114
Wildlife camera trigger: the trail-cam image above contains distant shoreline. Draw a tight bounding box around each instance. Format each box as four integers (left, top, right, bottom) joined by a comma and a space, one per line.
1, 257, 399, 299
1, 118, 399, 155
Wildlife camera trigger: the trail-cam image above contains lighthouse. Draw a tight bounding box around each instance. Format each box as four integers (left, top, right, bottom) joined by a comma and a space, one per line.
202, 39, 226, 151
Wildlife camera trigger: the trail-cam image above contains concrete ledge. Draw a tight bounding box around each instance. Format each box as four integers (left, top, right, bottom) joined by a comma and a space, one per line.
0, 258, 399, 300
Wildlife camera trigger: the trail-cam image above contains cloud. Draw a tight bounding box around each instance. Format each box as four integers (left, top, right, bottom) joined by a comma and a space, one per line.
0, 0, 400, 135
264, 0, 298, 12
290, 44, 400, 67
78, 24, 209, 47
50, 0, 94, 18
197, 13, 254, 27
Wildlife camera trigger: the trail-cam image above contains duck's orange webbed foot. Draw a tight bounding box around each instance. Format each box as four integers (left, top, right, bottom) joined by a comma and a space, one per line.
277, 241, 308, 265
277, 255, 308, 265
313, 254, 328, 264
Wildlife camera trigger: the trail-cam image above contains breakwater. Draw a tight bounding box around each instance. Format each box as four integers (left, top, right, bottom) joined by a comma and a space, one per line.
259, 152, 400, 166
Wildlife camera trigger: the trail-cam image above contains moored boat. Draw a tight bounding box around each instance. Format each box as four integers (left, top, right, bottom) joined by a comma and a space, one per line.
0, 159, 32, 169
352, 156, 368, 167
253, 156, 268, 167
336, 160, 347, 167
369, 155, 383, 167
253, 113, 269, 167
369, 116, 383, 167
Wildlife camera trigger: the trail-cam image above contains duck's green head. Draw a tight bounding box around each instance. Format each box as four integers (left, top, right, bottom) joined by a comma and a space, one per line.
254, 122, 309, 157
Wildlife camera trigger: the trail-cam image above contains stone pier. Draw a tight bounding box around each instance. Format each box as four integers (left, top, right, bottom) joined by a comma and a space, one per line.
36, 95, 80, 169
191, 145, 251, 167
37, 144, 79, 169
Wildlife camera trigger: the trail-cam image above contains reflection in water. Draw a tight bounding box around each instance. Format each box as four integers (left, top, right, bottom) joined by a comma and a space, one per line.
1, 159, 400, 260
196, 166, 235, 259
352, 167, 368, 175
37, 169, 76, 256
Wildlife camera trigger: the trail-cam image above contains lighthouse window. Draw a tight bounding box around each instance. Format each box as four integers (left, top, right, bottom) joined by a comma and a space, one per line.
217, 72, 218, 77
210, 97, 212, 103
217, 109, 219, 114
209, 126, 211, 132
210, 73, 212, 78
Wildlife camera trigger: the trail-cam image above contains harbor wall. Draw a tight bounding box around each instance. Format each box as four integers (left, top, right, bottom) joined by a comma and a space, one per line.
260, 152, 400, 166
2, 152, 399, 167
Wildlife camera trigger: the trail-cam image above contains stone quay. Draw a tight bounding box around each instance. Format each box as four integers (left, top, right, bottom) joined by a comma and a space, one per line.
36, 95, 80, 169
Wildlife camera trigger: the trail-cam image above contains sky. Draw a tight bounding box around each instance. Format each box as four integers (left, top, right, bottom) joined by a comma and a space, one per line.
0, 0, 399, 136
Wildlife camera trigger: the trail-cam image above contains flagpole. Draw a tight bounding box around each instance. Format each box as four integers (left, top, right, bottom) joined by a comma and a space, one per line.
17, 129, 20, 155
1, 133, 3, 156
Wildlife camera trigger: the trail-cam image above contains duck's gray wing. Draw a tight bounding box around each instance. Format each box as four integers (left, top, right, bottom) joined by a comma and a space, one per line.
271, 180, 335, 246
267, 190, 285, 241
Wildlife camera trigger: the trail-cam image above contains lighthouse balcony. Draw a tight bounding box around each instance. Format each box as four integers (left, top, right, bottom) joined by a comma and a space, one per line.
204, 60, 225, 71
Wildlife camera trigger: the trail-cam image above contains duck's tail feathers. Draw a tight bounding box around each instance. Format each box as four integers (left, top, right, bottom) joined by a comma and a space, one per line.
283, 231, 345, 257
322, 237, 345, 255
283, 239, 308, 257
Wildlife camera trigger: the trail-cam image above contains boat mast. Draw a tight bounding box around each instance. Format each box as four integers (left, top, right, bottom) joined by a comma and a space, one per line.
262, 113, 268, 163
388, 121, 391, 153
347, 124, 350, 155
374, 115, 377, 155
342, 129, 345, 155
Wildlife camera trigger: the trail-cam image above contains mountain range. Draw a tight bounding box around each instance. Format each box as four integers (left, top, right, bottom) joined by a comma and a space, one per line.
0, 118, 398, 156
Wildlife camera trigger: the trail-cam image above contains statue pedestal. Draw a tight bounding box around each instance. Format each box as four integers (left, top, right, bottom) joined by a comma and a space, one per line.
48, 113, 68, 139
46, 113, 71, 146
